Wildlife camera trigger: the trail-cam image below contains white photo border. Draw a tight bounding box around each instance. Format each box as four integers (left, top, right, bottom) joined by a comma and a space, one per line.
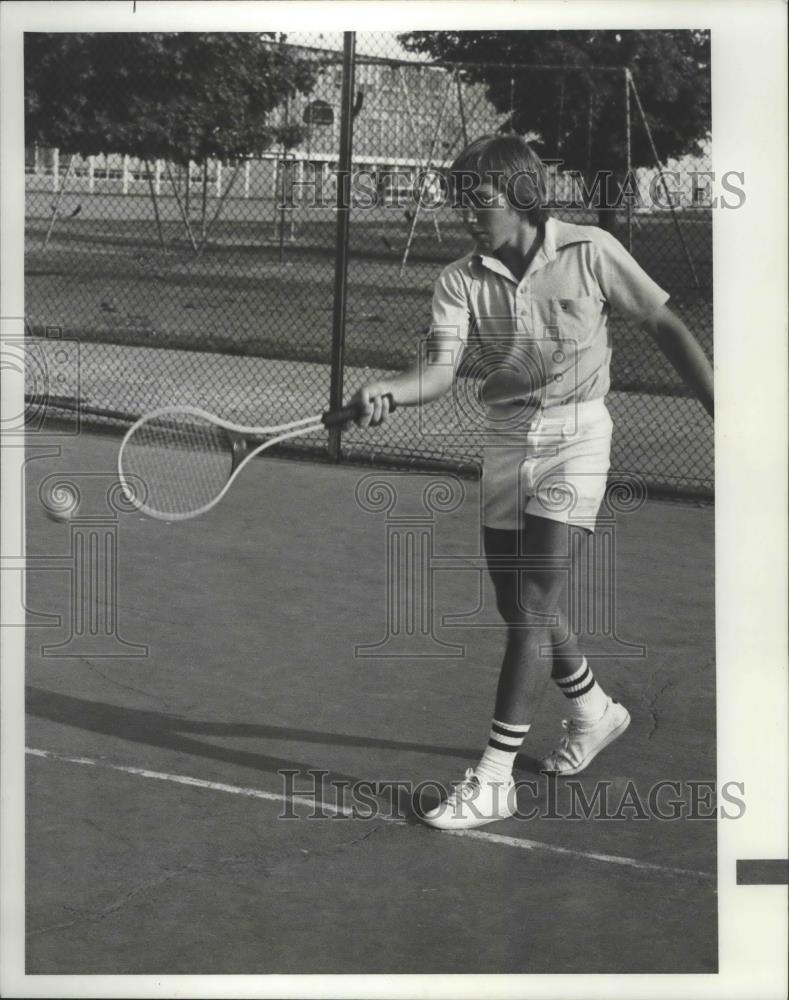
2, 1, 787, 997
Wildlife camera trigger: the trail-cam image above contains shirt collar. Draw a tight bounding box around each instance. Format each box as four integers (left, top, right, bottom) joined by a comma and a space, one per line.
532, 217, 595, 267
474, 217, 594, 282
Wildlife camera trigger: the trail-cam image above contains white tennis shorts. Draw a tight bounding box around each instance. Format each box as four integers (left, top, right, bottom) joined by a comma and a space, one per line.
481, 398, 612, 531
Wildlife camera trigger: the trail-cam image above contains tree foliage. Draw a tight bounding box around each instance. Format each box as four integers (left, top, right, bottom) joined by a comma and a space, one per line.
398, 30, 711, 179
24, 33, 319, 164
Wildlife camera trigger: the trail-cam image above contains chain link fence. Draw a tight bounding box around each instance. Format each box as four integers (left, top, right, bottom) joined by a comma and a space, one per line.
24, 31, 713, 497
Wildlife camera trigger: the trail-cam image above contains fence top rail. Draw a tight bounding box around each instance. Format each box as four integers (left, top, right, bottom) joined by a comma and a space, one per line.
268, 40, 629, 75
426, 60, 627, 74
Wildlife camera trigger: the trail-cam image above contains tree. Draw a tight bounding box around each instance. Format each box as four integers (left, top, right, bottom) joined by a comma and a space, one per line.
399, 30, 711, 230
25, 33, 320, 248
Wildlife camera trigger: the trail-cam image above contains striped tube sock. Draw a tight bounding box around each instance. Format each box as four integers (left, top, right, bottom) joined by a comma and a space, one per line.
554, 658, 609, 724
475, 719, 531, 784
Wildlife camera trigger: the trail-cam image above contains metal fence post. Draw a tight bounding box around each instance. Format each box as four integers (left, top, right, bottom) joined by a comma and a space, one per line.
328, 32, 356, 462
625, 67, 633, 253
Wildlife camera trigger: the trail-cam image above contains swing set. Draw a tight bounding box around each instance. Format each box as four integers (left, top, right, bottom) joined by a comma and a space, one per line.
373, 60, 700, 286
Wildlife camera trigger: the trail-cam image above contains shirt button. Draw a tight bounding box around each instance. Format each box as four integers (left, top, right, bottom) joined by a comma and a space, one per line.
554, 374, 564, 383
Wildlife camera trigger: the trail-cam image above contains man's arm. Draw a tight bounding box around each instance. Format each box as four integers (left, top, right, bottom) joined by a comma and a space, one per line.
642, 304, 714, 419
349, 330, 463, 428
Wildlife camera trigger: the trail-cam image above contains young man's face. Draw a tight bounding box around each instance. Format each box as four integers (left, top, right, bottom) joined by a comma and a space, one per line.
456, 181, 523, 251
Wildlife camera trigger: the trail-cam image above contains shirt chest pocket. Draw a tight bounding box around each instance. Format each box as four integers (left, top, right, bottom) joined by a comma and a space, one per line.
536, 296, 603, 347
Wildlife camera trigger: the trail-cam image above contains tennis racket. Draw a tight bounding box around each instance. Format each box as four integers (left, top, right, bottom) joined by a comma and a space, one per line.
117, 395, 395, 521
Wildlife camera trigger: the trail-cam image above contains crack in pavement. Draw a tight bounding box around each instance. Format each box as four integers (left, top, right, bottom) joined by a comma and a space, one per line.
27, 840, 324, 939
642, 657, 714, 740
73, 658, 201, 715
214, 824, 386, 878
110, 602, 197, 629
644, 674, 679, 739
30, 828, 389, 939
314, 823, 383, 855
76, 656, 162, 703
27, 867, 185, 940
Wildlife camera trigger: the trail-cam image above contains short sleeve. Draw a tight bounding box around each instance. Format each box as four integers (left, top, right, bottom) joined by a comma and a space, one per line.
592, 231, 670, 323
430, 265, 471, 343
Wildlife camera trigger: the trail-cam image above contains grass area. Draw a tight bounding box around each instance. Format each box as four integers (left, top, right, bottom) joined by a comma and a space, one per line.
25, 189, 712, 282
25, 196, 712, 397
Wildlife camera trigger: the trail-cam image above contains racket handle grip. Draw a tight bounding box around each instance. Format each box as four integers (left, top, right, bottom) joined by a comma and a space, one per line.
322, 393, 397, 427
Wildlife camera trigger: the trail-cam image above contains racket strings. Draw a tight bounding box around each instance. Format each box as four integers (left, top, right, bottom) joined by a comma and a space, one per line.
120, 412, 327, 520
121, 414, 235, 518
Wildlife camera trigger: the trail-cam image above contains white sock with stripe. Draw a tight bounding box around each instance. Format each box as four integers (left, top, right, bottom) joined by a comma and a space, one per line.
475, 719, 531, 784
554, 657, 609, 724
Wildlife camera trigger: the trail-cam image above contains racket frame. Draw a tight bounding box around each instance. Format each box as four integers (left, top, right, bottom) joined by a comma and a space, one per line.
118, 405, 326, 521
117, 394, 394, 521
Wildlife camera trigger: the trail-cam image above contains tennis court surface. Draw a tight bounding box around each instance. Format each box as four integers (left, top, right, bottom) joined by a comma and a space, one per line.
25, 427, 716, 975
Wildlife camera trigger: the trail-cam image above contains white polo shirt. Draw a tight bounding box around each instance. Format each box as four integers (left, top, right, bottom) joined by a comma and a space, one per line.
430, 216, 670, 415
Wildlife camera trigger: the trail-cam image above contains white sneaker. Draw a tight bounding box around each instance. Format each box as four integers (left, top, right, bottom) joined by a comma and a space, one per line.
541, 699, 631, 776
420, 768, 516, 830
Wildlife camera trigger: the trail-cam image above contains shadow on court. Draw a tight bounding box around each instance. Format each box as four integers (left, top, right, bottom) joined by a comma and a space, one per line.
23, 429, 717, 974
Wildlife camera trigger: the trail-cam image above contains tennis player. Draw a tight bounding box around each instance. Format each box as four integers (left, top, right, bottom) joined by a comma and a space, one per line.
349, 134, 714, 830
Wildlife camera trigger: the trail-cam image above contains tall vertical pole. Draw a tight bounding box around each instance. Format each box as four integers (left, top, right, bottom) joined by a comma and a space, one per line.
625, 68, 633, 252
455, 68, 469, 146
328, 32, 356, 462
42, 154, 74, 250
399, 71, 453, 275
276, 33, 288, 256
628, 70, 700, 288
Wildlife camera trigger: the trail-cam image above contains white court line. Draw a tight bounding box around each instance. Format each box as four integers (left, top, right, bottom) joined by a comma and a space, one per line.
26, 747, 715, 882
24, 747, 350, 816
